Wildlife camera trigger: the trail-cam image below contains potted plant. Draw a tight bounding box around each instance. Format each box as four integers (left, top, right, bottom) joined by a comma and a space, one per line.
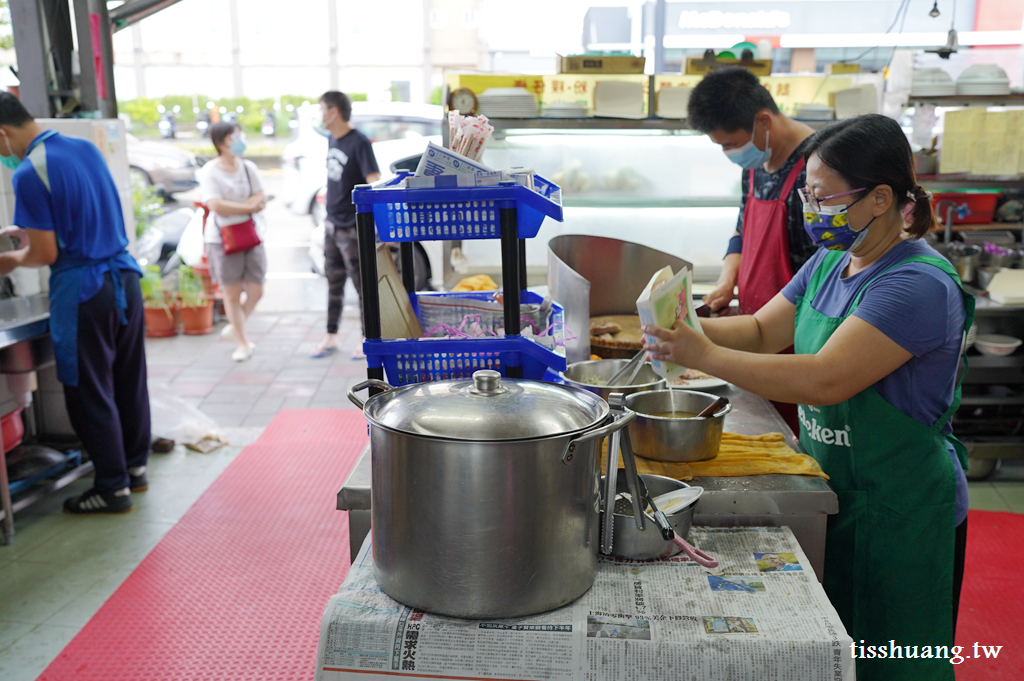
178, 264, 214, 335
140, 265, 177, 338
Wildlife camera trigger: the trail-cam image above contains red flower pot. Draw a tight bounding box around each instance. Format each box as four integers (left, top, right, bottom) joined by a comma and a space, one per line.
144, 304, 178, 338
180, 301, 214, 335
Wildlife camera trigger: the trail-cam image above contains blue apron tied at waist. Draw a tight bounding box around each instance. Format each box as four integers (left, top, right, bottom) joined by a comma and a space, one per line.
49, 251, 140, 387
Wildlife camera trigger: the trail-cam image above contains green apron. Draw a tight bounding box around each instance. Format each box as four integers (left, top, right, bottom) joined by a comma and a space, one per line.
794, 251, 974, 681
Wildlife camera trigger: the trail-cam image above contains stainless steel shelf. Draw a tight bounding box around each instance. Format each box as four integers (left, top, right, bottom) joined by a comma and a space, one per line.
908, 94, 1024, 107
563, 196, 741, 209
968, 355, 1024, 369
960, 395, 1024, 406
489, 117, 692, 132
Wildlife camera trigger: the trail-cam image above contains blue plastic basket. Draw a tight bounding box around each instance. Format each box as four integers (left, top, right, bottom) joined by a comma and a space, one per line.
352, 172, 562, 242
364, 291, 567, 386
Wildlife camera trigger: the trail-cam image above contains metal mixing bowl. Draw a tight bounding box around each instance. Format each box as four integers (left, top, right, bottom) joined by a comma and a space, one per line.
624, 390, 731, 462
560, 359, 666, 400
601, 473, 695, 560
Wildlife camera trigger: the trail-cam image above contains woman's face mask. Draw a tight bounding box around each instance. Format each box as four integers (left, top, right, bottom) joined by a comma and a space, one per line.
229, 133, 247, 157
799, 186, 875, 252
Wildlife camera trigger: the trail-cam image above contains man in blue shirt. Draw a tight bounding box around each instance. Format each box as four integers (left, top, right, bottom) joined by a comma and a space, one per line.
0, 93, 150, 514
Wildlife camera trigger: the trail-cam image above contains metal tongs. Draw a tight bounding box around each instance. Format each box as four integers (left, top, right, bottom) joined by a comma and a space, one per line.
602, 393, 646, 554
606, 349, 647, 387
601, 393, 719, 568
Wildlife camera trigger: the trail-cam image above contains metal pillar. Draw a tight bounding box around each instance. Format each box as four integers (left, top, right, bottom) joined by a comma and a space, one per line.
131, 23, 147, 98
327, 0, 339, 90
72, 0, 98, 112
228, 0, 243, 97
9, 0, 50, 117
654, 0, 666, 75
88, 0, 118, 118
356, 207, 385, 391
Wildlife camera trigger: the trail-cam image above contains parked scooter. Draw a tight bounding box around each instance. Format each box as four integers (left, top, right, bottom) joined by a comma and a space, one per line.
261, 112, 276, 137
196, 110, 211, 137
158, 113, 177, 139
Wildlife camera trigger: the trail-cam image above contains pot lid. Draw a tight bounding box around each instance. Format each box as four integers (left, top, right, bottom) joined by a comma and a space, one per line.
364, 370, 608, 441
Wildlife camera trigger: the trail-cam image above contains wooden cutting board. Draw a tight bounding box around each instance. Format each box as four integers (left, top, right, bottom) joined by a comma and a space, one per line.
590, 314, 644, 350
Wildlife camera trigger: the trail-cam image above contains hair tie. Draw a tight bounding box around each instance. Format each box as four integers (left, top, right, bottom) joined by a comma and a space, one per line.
907, 190, 915, 200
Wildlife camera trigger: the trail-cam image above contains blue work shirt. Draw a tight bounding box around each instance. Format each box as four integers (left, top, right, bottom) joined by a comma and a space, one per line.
782, 238, 970, 523
12, 130, 141, 386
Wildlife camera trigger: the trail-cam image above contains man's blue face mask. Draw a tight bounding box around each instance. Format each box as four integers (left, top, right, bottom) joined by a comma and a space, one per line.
0, 133, 20, 170
723, 127, 771, 170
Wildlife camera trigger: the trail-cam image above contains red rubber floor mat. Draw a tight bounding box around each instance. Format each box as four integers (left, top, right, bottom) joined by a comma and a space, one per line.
955, 510, 1024, 680
40, 409, 367, 681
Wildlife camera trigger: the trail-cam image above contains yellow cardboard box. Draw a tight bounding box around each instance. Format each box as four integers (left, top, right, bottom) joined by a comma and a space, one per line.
557, 54, 646, 75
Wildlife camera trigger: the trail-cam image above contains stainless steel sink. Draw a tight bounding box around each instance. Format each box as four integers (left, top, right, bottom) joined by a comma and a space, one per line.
0, 295, 50, 349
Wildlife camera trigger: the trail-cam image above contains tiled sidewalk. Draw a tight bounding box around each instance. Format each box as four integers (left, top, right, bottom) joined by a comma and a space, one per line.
145, 311, 367, 428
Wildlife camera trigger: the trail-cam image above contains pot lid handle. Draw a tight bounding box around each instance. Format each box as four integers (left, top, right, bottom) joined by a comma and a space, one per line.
470, 369, 507, 396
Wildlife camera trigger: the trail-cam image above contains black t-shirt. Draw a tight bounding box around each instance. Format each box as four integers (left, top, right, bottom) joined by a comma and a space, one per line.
735, 135, 818, 275
326, 129, 379, 229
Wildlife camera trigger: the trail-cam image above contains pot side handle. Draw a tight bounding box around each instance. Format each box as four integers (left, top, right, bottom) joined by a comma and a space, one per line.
347, 379, 396, 409
561, 410, 636, 465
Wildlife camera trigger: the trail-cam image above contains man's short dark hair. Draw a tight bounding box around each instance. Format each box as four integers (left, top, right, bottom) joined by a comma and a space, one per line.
210, 120, 239, 155
0, 92, 34, 127
319, 91, 352, 122
687, 68, 779, 135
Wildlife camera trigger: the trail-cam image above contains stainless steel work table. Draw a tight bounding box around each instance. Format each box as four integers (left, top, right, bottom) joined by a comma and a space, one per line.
337, 385, 838, 580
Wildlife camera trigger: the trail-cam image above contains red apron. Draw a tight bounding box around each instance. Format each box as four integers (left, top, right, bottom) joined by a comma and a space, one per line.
735, 157, 806, 435
736, 157, 805, 315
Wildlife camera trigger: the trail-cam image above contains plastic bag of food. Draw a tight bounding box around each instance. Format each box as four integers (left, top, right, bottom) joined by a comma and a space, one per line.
148, 386, 226, 451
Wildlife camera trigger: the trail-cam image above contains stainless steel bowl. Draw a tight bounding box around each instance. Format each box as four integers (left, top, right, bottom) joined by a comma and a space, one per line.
561, 359, 666, 400
601, 473, 695, 560
624, 390, 731, 462
977, 266, 1002, 290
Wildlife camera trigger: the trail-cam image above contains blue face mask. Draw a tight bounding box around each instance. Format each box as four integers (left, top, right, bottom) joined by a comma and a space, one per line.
0, 135, 20, 170
724, 128, 771, 170
230, 135, 247, 157
799, 188, 875, 252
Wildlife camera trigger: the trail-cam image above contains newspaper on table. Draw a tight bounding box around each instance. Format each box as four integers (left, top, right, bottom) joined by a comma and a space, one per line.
314, 527, 854, 681
636, 265, 703, 382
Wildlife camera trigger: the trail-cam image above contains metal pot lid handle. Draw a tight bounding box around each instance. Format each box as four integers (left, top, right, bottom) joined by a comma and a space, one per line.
469, 369, 508, 396
560, 406, 636, 465
347, 379, 395, 409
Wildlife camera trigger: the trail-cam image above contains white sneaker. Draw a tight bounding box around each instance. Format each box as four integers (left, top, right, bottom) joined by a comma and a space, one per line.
221, 324, 234, 340
231, 344, 252, 362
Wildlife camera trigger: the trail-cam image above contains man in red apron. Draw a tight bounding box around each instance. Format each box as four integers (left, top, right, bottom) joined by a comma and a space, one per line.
688, 68, 818, 432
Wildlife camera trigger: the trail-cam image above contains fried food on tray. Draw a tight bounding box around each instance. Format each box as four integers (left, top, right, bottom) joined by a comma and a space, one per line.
590, 321, 622, 336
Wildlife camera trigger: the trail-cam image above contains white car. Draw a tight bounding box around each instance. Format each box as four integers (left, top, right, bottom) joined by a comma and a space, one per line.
281, 101, 443, 225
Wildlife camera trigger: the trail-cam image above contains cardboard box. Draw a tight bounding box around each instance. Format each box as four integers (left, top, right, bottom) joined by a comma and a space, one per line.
826, 63, 861, 75
415, 142, 493, 176
685, 57, 772, 77
558, 54, 646, 75
376, 244, 423, 341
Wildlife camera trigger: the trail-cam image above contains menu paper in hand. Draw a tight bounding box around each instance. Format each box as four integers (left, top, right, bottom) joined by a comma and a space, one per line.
636, 266, 703, 381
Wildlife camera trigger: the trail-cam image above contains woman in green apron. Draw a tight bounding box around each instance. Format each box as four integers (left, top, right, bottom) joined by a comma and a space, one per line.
644, 114, 971, 681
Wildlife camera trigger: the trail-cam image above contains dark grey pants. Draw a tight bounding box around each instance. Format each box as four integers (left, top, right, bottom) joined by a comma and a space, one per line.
325, 222, 363, 335
63, 270, 151, 492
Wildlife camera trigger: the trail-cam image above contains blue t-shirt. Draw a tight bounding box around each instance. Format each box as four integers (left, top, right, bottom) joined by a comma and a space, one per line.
781, 239, 969, 523
12, 131, 136, 302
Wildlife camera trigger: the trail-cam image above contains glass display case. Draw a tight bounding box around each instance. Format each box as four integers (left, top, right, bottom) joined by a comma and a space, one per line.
457, 123, 745, 282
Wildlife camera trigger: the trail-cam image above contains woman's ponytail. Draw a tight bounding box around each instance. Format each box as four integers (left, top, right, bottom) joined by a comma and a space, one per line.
905, 185, 936, 239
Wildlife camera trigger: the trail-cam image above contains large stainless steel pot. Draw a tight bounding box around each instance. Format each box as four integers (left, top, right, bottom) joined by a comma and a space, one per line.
348, 370, 635, 619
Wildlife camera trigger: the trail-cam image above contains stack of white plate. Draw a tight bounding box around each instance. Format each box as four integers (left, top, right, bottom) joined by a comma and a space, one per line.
956, 64, 1011, 96
911, 68, 956, 97
794, 103, 834, 120
477, 88, 539, 118
543, 102, 587, 118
